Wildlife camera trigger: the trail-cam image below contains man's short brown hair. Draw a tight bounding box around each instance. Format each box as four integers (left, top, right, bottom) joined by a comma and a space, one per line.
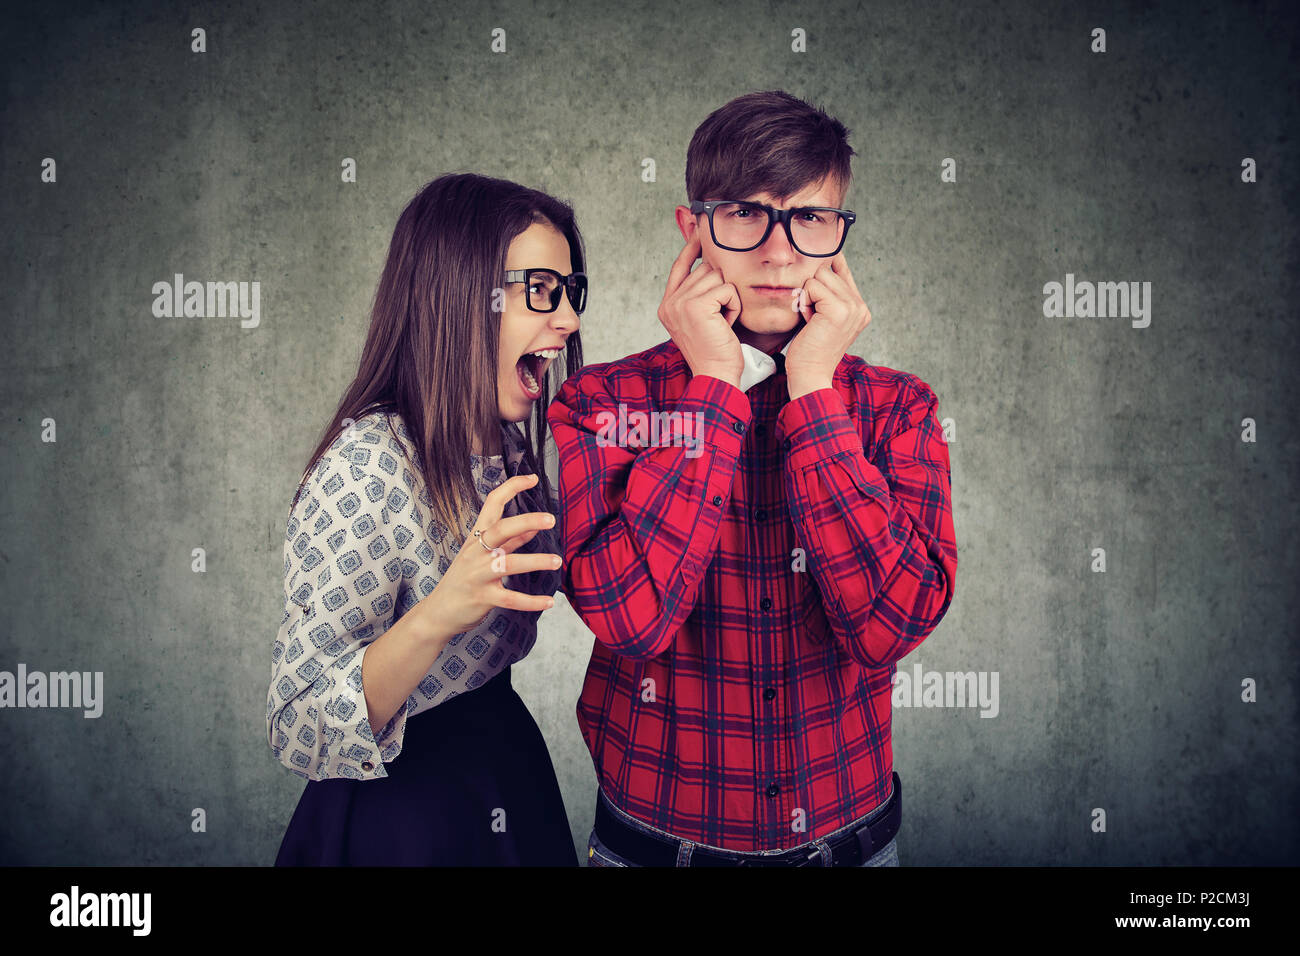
685, 90, 855, 206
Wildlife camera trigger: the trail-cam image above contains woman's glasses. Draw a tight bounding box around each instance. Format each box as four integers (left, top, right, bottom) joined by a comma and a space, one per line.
503, 269, 587, 314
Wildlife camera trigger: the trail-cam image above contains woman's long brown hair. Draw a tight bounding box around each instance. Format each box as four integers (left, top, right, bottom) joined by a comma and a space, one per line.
289, 173, 585, 536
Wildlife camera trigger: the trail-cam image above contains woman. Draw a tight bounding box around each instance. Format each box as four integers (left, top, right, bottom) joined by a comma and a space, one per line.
267, 173, 585, 865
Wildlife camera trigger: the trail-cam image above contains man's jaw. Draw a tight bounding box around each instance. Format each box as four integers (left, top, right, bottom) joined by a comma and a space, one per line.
734, 313, 804, 352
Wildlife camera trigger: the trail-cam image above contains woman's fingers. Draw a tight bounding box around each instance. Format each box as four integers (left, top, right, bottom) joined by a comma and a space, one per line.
461, 477, 564, 616
489, 552, 563, 577
489, 585, 556, 613
484, 510, 555, 549
492, 528, 542, 553
473, 473, 540, 531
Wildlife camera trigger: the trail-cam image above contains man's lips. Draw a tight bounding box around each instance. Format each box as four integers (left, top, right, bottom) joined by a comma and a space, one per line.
751, 285, 797, 296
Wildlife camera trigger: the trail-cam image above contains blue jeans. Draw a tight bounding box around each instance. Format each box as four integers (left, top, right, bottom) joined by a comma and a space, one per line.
586, 786, 900, 867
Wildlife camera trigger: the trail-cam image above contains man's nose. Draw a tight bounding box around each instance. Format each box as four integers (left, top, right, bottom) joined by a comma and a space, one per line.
759, 221, 797, 265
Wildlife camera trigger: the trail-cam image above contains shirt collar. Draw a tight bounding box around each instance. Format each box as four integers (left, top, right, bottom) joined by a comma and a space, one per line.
737, 340, 792, 392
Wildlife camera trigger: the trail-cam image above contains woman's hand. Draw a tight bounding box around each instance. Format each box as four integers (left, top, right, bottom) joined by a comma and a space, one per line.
412, 473, 562, 642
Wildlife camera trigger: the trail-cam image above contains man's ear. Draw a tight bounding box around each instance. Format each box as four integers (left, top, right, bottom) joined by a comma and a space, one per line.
674, 204, 696, 242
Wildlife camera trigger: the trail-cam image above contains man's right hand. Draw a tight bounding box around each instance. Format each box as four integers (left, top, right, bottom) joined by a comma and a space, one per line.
657, 233, 744, 388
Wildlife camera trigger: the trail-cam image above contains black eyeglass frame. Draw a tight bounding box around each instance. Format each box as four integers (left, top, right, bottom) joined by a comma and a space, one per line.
503, 268, 588, 314
689, 200, 857, 257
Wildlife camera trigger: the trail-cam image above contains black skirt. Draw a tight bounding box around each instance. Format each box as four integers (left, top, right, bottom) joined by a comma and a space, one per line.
274, 665, 578, 866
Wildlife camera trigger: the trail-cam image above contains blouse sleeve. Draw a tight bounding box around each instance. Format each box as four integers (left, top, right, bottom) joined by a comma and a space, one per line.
266, 434, 422, 782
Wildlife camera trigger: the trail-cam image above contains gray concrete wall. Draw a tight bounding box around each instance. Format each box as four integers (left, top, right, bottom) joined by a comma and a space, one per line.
1, 0, 1296, 865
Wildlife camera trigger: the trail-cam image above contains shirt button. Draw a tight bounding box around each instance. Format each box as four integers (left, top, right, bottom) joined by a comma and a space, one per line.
766, 783, 780, 798
763, 687, 776, 701
760, 597, 772, 611
783, 438, 792, 451
754, 509, 767, 521
732, 421, 745, 434
712, 495, 723, 506
361, 761, 374, 772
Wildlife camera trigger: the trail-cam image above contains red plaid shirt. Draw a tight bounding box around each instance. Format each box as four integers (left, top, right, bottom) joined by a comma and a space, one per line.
547, 340, 957, 851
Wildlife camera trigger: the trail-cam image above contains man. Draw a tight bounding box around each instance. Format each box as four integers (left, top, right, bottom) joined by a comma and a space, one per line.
547, 90, 958, 867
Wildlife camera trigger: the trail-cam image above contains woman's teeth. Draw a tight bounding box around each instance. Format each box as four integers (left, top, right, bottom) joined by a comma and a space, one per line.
517, 348, 561, 398
520, 363, 539, 393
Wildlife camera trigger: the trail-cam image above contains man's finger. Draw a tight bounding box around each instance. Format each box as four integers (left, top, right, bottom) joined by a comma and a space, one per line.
705, 281, 743, 325
801, 272, 830, 304
801, 275, 842, 317
795, 284, 814, 322
830, 251, 862, 298
814, 260, 852, 298
664, 231, 704, 299
674, 258, 720, 297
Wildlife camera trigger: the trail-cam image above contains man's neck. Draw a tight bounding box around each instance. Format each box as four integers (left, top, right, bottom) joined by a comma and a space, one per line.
734, 323, 801, 356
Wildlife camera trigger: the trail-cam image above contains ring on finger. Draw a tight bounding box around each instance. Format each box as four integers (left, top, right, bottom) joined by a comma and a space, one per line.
472, 529, 495, 552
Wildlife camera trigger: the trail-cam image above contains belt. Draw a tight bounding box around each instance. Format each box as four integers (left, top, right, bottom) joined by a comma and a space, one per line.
594, 772, 901, 867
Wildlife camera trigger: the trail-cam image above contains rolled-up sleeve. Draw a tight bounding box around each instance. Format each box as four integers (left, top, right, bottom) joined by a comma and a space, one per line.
777, 377, 957, 669
266, 446, 415, 782
547, 371, 750, 660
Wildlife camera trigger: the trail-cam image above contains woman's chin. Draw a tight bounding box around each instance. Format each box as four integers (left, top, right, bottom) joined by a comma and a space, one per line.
498, 400, 534, 423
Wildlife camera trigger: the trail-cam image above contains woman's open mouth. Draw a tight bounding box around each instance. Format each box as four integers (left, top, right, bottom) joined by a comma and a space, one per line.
515, 348, 562, 400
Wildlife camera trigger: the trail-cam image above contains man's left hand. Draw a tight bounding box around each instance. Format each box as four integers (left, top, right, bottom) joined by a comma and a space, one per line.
784, 252, 871, 401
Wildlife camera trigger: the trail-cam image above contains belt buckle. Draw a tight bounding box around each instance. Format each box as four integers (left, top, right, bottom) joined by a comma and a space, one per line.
853, 823, 876, 864
793, 845, 823, 867
734, 846, 822, 867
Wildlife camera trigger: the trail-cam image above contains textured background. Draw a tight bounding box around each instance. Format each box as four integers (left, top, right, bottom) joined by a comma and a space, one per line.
1, 0, 1296, 865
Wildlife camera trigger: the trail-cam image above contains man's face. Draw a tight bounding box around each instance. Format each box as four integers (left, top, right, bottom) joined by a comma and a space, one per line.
676, 176, 846, 346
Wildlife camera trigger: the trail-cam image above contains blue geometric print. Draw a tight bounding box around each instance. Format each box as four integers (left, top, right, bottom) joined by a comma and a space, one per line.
266, 410, 562, 782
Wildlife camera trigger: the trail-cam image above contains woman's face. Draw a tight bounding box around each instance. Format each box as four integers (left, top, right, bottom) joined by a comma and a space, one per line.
496, 221, 581, 422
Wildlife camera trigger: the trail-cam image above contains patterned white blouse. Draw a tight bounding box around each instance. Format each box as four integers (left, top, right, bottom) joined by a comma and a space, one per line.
266, 409, 561, 782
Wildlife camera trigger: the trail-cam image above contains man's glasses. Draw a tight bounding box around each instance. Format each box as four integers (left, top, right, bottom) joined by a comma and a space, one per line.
503, 268, 587, 314
689, 200, 856, 257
